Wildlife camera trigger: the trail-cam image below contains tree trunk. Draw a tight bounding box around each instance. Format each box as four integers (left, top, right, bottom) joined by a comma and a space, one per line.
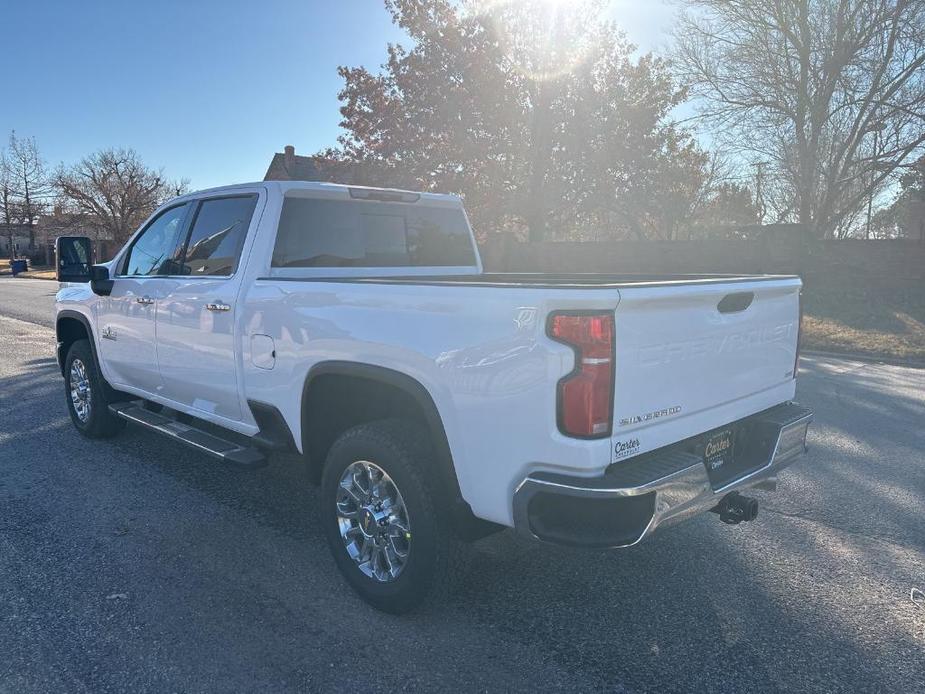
525, 82, 553, 243
525, 206, 547, 243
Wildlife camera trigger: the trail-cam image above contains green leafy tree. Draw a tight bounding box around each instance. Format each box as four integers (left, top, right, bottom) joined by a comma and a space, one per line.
329, 0, 717, 241
872, 159, 925, 238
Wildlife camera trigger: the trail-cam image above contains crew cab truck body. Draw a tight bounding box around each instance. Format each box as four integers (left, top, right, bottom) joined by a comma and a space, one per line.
55, 181, 812, 612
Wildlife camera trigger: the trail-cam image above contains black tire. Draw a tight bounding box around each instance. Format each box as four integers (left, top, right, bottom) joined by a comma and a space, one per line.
319, 419, 459, 614
63, 339, 125, 439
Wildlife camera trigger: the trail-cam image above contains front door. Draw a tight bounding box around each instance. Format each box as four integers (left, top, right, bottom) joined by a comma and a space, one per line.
96, 202, 192, 394
155, 193, 260, 422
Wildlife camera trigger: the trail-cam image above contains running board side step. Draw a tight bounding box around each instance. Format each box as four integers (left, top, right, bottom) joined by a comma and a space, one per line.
109, 402, 267, 468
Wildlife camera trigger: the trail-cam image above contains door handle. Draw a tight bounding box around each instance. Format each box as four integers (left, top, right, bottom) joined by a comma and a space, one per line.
136, 296, 154, 305
206, 302, 232, 312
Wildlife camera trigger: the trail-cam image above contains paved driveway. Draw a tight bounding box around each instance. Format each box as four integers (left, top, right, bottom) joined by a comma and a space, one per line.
1, 277, 923, 692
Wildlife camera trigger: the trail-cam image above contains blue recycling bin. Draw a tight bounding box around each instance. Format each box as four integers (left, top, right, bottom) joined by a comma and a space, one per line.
10, 259, 28, 275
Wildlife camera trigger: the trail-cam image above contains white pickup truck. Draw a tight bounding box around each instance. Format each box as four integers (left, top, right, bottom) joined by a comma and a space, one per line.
54, 181, 812, 612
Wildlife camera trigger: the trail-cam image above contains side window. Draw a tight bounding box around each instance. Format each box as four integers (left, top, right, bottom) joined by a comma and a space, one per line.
122, 204, 190, 276
175, 195, 258, 276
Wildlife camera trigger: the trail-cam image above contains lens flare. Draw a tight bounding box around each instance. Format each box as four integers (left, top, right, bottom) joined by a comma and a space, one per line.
468, 0, 605, 83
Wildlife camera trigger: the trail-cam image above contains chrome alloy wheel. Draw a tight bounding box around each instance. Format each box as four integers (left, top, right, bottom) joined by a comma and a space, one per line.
336, 460, 411, 583
69, 358, 92, 423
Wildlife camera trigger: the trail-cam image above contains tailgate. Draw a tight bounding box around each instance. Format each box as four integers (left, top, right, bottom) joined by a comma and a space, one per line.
611, 277, 801, 450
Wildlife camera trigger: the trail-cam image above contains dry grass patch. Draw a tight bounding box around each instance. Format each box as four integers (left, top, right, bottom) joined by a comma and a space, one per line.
803, 314, 925, 361
18, 269, 57, 280
802, 279, 925, 361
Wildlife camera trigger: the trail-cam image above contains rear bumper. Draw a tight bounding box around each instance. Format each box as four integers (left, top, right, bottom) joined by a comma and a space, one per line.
512, 402, 813, 548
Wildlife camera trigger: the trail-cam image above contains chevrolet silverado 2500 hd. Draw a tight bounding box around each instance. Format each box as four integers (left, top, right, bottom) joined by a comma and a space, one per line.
54, 181, 813, 612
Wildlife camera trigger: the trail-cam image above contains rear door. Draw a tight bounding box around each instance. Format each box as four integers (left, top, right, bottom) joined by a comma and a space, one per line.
155, 191, 262, 422
610, 277, 801, 456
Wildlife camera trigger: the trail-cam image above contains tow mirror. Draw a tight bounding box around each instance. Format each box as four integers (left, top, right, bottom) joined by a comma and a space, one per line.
55, 236, 93, 283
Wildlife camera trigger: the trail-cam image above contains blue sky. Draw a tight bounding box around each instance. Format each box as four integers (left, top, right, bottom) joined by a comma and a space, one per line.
0, 0, 676, 190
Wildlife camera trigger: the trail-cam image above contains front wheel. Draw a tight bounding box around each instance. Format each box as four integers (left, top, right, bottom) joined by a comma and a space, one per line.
64, 339, 125, 439
319, 420, 458, 613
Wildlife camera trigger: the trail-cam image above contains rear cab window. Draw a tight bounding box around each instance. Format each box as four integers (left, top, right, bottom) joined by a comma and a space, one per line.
270, 192, 478, 274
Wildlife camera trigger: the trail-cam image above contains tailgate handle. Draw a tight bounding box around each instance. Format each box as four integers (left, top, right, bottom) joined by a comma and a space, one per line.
717, 292, 754, 314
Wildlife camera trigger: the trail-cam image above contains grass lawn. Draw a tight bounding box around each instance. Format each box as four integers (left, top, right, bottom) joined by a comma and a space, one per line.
802, 278, 925, 362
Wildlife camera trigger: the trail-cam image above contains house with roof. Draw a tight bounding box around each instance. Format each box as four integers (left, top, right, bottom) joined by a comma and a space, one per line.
264, 144, 364, 184
0, 223, 34, 258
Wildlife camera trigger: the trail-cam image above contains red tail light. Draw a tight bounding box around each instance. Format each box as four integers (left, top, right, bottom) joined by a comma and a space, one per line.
548, 312, 614, 438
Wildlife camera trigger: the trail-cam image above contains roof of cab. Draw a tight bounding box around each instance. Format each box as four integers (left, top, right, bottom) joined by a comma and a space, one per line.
175, 180, 462, 205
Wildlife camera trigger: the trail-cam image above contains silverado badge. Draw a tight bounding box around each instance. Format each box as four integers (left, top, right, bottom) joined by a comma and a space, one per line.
619, 405, 681, 427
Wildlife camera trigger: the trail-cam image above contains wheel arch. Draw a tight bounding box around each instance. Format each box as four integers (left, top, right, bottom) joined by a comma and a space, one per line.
301, 360, 499, 541
56, 310, 96, 377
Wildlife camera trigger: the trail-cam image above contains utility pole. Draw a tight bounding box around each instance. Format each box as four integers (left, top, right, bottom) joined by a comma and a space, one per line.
865, 127, 882, 240
751, 161, 768, 226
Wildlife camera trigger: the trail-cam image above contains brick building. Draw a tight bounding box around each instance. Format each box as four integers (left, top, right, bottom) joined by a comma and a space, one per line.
263, 144, 363, 184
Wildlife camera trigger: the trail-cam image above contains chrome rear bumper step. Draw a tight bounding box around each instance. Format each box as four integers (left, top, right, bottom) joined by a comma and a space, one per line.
109, 401, 266, 468
513, 402, 813, 548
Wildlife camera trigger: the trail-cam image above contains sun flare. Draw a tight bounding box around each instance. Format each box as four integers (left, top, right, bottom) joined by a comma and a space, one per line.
470, 0, 605, 82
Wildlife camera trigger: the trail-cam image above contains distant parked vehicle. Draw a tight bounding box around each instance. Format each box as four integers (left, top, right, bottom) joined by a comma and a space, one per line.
54, 181, 812, 612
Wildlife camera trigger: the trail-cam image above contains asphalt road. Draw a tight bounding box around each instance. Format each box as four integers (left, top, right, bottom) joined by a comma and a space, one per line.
0, 277, 57, 328
1, 276, 923, 693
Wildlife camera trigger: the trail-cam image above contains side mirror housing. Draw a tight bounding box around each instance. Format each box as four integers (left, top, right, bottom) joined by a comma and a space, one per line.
55, 236, 93, 283
90, 265, 114, 296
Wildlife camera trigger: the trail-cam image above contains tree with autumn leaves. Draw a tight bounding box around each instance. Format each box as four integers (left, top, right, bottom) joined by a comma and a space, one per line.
325, 0, 756, 242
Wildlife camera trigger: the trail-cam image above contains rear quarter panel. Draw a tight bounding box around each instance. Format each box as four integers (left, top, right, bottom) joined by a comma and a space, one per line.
240, 280, 618, 526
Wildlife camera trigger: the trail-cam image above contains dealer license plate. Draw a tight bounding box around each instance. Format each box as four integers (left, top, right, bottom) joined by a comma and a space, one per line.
703, 429, 735, 472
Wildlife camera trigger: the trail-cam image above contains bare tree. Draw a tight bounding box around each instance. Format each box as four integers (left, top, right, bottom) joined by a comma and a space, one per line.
6, 132, 52, 252
674, 0, 925, 238
0, 148, 17, 260
55, 148, 188, 246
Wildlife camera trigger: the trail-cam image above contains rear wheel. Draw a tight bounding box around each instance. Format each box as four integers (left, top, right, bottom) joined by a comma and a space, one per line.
64, 339, 125, 439
319, 419, 458, 613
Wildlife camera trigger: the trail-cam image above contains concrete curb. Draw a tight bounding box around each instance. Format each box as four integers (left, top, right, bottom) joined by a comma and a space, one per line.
802, 349, 925, 370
